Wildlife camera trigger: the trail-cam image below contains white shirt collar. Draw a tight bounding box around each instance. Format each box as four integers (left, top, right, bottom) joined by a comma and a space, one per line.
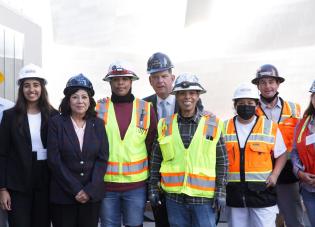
157, 94, 175, 106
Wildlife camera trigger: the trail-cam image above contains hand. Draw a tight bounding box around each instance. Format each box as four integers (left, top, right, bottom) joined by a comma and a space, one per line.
266, 173, 278, 187
148, 192, 162, 207
298, 171, 315, 186
0, 189, 11, 211
75, 190, 90, 204
212, 197, 226, 211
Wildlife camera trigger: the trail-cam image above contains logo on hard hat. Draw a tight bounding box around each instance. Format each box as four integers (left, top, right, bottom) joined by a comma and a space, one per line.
25, 69, 36, 74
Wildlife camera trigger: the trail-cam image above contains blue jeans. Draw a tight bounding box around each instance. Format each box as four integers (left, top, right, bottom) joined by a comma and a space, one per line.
165, 197, 216, 227
301, 188, 315, 227
100, 186, 146, 227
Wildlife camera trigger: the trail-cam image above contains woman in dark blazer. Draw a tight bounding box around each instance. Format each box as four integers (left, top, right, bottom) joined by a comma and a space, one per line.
0, 64, 58, 227
47, 74, 109, 227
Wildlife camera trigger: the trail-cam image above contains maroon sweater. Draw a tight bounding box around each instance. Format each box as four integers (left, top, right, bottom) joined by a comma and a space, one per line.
105, 101, 157, 192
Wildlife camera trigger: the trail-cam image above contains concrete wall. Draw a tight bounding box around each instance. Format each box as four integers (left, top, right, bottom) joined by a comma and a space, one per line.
0, 2, 41, 101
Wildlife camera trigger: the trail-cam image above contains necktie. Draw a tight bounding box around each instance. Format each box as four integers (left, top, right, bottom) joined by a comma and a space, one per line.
160, 100, 167, 119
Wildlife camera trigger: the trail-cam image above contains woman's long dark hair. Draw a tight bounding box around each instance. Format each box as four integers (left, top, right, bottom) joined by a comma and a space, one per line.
15, 78, 54, 125
59, 87, 96, 119
304, 93, 315, 117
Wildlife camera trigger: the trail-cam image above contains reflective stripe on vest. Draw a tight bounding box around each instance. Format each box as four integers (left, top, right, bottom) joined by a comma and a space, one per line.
122, 158, 148, 175
96, 98, 150, 183
224, 118, 274, 144
256, 100, 300, 152
228, 171, 272, 182
223, 116, 276, 183
158, 114, 221, 198
96, 98, 150, 129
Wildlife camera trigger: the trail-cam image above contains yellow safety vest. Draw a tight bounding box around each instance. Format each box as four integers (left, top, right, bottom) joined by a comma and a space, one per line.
96, 98, 150, 183
158, 113, 222, 198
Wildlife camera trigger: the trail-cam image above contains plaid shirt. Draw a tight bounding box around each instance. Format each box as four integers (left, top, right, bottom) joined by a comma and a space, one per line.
149, 110, 228, 204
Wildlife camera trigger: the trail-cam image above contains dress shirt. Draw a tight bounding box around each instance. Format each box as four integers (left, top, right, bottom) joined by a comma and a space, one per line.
157, 95, 175, 120
259, 97, 282, 122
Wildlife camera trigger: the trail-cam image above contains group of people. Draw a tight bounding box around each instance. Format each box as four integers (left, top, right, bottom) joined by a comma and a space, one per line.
0, 52, 313, 227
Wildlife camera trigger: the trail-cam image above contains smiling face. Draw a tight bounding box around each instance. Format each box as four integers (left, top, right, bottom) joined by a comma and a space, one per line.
69, 89, 90, 116
22, 79, 42, 104
149, 70, 175, 99
176, 90, 200, 117
257, 77, 280, 98
110, 76, 132, 96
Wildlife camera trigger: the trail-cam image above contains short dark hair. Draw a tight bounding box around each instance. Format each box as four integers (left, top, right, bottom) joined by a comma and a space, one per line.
304, 93, 315, 117
59, 87, 96, 119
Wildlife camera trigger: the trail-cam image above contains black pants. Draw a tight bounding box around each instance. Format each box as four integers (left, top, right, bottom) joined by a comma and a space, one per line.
8, 189, 50, 227
51, 202, 100, 227
8, 155, 50, 227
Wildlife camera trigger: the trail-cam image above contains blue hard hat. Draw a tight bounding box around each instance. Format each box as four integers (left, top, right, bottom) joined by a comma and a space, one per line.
147, 52, 174, 74
252, 64, 285, 85
64, 74, 94, 96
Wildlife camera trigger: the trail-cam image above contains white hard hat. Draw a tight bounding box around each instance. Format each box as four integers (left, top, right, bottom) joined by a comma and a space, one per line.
171, 73, 206, 95
103, 60, 139, 82
233, 82, 259, 100
17, 64, 47, 85
309, 80, 315, 93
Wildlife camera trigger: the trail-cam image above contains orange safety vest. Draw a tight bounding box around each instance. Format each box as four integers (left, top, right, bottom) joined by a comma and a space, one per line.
296, 116, 315, 174
223, 116, 277, 182
256, 98, 300, 152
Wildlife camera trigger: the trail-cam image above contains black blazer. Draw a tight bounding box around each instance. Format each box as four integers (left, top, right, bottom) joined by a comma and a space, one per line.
47, 115, 109, 204
143, 94, 203, 117
0, 108, 58, 192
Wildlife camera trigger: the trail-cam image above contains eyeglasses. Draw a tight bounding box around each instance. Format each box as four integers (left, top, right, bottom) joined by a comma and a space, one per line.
173, 81, 204, 90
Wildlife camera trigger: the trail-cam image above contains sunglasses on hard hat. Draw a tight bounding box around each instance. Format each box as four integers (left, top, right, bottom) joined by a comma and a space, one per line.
174, 81, 203, 89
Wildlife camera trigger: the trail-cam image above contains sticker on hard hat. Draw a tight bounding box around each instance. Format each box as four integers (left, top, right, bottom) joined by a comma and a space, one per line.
25, 69, 36, 74
0, 71, 4, 83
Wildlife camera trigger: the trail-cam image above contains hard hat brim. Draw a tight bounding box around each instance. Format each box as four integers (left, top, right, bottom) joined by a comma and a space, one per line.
103, 73, 139, 82
147, 66, 174, 75
170, 86, 206, 95
251, 76, 285, 85
17, 77, 47, 86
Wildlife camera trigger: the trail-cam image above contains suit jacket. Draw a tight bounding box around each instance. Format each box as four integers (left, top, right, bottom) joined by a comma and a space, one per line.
143, 94, 203, 118
0, 108, 58, 192
47, 115, 109, 204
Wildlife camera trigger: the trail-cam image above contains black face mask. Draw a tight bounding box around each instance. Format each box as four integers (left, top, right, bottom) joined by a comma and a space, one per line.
237, 105, 256, 120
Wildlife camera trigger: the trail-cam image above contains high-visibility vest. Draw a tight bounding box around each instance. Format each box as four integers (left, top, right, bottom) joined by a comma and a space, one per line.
96, 98, 150, 183
223, 116, 277, 183
296, 116, 315, 174
158, 113, 222, 198
256, 98, 300, 151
